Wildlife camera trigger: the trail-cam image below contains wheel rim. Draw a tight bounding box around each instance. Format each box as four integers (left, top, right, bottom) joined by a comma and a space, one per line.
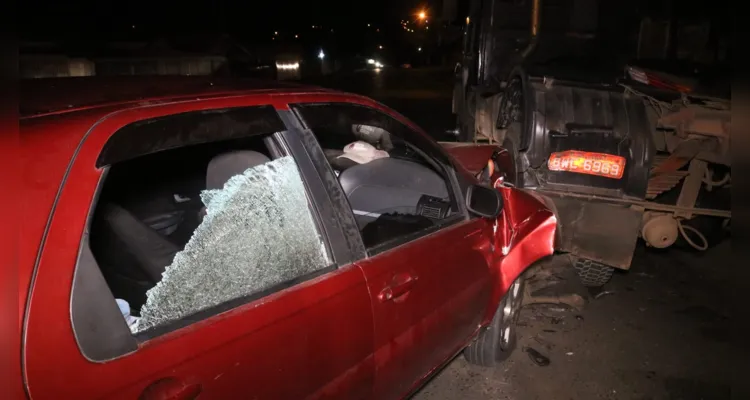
499, 279, 523, 349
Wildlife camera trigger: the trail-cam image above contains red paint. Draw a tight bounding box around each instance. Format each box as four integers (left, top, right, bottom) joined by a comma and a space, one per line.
18, 82, 555, 399
439, 143, 499, 175
356, 221, 494, 399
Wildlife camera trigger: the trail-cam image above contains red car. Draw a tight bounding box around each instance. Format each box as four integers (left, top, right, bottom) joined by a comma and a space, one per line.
17, 76, 556, 400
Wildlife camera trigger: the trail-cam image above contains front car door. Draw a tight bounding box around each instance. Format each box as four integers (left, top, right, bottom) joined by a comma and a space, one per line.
22, 101, 375, 399
289, 100, 495, 400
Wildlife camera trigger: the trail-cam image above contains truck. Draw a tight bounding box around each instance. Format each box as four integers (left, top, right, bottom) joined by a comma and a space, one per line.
452, 0, 730, 286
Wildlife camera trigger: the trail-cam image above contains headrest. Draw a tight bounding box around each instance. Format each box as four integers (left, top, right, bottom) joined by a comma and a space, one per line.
206, 150, 271, 190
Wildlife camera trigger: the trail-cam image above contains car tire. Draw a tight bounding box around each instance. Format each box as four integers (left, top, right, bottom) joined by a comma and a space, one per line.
572, 257, 614, 287
464, 276, 525, 367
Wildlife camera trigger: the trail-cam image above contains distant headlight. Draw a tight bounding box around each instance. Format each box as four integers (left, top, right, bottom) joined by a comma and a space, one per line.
276, 62, 300, 70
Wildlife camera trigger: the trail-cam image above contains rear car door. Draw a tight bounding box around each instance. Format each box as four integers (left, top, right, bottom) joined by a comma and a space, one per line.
22, 103, 374, 399
291, 101, 495, 400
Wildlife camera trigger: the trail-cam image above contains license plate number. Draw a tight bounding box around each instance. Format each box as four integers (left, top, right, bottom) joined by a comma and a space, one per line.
548, 151, 626, 179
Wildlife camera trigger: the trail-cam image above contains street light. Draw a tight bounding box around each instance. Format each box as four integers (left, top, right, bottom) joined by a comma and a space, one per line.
418, 11, 426, 20
318, 50, 325, 60
418, 47, 422, 52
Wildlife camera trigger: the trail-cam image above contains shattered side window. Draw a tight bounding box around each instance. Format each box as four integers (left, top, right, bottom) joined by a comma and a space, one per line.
136, 156, 331, 333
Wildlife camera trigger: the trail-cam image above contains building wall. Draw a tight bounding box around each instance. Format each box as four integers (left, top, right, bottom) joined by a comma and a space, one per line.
20, 56, 95, 78
95, 57, 228, 76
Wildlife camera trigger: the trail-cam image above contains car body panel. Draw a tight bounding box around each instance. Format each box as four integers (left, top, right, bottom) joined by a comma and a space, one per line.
484, 185, 556, 323
19, 79, 556, 399
436, 142, 498, 175
356, 220, 494, 400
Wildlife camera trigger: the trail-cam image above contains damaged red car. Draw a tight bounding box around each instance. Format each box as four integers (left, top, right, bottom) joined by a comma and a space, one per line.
18, 77, 556, 400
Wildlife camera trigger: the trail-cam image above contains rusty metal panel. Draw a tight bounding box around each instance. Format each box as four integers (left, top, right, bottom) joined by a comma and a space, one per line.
675, 158, 708, 219
646, 171, 687, 199
658, 105, 730, 139
545, 195, 642, 270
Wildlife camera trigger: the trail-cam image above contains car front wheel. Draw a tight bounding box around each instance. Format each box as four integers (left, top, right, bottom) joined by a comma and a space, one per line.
464, 276, 525, 367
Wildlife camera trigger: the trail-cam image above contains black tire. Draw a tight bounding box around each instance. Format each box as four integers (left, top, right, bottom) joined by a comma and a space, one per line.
464, 276, 525, 367
572, 257, 615, 287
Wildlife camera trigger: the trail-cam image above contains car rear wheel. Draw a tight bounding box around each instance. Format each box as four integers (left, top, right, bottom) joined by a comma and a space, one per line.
464, 276, 525, 367
572, 257, 614, 287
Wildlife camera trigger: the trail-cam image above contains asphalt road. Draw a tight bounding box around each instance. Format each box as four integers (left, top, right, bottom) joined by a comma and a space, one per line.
307, 68, 734, 400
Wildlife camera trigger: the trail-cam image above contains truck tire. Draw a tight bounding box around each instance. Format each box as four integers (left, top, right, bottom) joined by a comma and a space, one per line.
464, 276, 525, 367
572, 257, 614, 287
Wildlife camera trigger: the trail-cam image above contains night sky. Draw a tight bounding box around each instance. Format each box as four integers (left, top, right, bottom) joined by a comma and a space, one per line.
19, 0, 458, 66
20, 0, 438, 41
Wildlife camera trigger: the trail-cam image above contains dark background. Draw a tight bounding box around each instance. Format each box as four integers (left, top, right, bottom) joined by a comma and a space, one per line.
19, 0, 465, 66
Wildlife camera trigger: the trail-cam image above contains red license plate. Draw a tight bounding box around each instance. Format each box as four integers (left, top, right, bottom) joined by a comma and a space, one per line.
548, 151, 626, 179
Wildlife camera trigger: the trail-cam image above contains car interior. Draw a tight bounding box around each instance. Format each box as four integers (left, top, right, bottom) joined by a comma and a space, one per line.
296, 105, 457, 249
90, 136, 275, 314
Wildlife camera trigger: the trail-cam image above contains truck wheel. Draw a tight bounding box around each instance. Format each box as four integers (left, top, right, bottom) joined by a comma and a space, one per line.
464, 277, 525, 367
572, 257, 614, 287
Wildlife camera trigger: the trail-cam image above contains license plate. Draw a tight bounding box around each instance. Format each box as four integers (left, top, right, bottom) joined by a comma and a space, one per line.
548, 151, 626, 179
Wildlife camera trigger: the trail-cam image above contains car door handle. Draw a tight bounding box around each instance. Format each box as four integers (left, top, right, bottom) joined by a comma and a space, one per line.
140, 377, 202, 400
378, 273, 418, 302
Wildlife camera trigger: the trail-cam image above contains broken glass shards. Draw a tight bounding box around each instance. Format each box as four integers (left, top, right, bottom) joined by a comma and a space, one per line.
137, 156, 330, 332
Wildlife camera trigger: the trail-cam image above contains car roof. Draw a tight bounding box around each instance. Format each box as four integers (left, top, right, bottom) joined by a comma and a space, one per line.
20, 75, 332, 118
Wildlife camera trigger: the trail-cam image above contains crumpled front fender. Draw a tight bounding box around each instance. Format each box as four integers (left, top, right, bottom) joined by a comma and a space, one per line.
482, 183, 557, 324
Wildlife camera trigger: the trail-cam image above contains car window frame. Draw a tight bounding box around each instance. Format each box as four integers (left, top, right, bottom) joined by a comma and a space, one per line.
287, 101, 472, 257
69, 105, 356, 362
